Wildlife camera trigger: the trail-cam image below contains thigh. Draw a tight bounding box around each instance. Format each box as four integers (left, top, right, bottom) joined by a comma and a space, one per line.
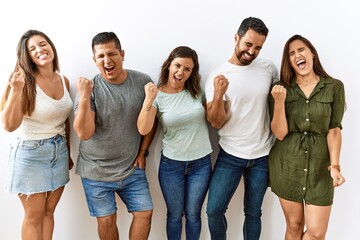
19, 192, 47, 217
119, 168, 153, 213
186, 155, 212, 213
46, 186, 65, 212
81, 177, 117, 217
158, 156, 186, 214
207, 150, 245, 212
244, 156, 269, 207
305, 204, 331, 233
279, 198, 305, 226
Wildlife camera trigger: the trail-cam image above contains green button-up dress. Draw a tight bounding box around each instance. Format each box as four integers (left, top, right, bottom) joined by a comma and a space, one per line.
268, 76, 345, 206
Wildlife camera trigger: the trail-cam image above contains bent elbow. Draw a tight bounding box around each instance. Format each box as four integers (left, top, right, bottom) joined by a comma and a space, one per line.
2, 122, 19, 132
210, 122, 223, 129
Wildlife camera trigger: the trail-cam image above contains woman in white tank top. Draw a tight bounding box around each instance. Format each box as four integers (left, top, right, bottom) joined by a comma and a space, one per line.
0, 30, 73, 240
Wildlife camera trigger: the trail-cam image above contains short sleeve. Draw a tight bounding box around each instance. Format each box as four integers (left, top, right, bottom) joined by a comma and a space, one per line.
329, 79, 346, 129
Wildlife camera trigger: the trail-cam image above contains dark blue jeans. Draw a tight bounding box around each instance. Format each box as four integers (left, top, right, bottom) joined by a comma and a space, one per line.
159, 154, 212, 240
206, 148, 268, 240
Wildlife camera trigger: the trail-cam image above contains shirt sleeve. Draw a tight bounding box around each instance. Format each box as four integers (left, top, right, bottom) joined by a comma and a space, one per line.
329, 79, 346, 129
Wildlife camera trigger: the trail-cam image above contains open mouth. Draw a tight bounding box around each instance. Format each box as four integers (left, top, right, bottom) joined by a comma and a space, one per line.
296, 59, 306, 69
105, 66, 115, 74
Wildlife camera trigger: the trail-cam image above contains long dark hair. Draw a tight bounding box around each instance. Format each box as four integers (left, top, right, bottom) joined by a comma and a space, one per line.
280, 34, 332, 86
0, 30, 59, 115
158, 46, 201, 98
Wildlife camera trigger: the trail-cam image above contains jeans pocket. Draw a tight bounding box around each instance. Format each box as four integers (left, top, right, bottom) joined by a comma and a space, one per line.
18, 140, 41, 150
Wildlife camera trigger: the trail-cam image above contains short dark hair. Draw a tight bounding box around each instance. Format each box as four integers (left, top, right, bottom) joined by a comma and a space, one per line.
237, 17, 269, 38
91, 32, 121, 53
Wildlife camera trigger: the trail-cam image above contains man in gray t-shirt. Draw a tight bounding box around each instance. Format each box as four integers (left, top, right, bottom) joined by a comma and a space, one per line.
73, 32, 156, 240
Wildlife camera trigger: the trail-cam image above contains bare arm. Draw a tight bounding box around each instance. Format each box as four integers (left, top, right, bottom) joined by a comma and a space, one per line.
206, 75, 229, 129
137, 82, 158, 135
270, 85, 288, 140
134, 119, 158, 169
73, 77, 95, 140
63, 77, 74, 169
327, 127, 345, 187
1, 71, 25, 132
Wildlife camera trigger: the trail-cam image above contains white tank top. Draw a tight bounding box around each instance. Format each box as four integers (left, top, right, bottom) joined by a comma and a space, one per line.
18, 74, 73, 140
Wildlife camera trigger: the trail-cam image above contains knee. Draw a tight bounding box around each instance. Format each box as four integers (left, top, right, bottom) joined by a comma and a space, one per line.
206, 204, 223, 219
244, 204, 262, 219
133, 210, 153, 223
185, 211, 201, 223
97, 214, 117, 229
44, 207, 56, 218
286, 220, 304, 236
305, 227, 326, 240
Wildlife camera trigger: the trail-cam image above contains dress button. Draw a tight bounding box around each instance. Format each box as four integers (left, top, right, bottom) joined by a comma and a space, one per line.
306, 100, 309, 103
304, 132, 307, 135
306, 118, 309, 121
303, 187, 306, 190
304, 169, 308, 172
305, 151, 308, 153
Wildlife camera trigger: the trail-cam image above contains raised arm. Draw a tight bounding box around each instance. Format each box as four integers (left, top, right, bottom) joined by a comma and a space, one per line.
206, 75, 228, 129
137, 82, 158, 135
1, 71, 25, 132
73, 77, 95, 140
270, 84, 288, 140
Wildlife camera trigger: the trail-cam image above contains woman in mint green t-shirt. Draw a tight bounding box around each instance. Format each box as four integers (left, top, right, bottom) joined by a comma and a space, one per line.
137, 46, 212, 240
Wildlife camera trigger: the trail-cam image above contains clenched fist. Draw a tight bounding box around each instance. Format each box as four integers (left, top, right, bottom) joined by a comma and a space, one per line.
213, 75, 229, 98
144, 82, 158, 102
8, 70, 25, 91
76, 77, 93, 98
271, 84, 286, 103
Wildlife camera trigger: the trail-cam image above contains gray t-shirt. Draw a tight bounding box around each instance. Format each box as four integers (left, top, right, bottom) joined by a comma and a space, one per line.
74, 69, 152, 181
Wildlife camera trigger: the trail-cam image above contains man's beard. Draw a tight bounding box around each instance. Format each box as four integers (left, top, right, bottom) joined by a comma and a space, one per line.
236, 51, 255, 66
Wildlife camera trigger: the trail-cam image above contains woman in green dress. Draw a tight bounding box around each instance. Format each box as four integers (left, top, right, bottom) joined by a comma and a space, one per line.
269, 34, 346, 239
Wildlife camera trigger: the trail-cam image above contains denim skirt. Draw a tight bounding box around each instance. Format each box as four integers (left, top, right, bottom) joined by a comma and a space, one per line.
6, 134, 70, 195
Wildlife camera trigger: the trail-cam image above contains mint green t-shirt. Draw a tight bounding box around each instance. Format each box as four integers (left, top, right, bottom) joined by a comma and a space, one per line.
153, 90, 212, 161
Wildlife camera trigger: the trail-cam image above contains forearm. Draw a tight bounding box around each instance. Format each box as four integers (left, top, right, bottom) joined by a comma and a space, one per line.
137, 99, 157, 135
138, 119, 158, 153
206, 97, 227, 129
1, 89, 24, 132
73, 99, 95, 140
327, 127, 342, 165
270, 101, 288, 140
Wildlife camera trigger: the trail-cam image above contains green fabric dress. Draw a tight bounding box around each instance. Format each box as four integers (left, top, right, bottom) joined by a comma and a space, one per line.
268, 76, 345, 206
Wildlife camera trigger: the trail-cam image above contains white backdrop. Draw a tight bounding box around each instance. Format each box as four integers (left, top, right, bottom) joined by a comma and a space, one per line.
0, 0, 359, 239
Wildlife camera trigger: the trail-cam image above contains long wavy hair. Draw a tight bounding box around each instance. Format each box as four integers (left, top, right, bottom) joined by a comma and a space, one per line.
280, 34, 332, 86
158, 46, 201, 98
0, 30, 59, 115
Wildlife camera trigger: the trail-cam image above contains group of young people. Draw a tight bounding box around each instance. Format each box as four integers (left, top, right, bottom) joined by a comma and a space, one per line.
0, 16, 346, 240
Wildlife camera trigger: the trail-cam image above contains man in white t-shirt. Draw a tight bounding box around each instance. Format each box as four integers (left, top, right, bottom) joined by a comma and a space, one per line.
205, 17, 279, 240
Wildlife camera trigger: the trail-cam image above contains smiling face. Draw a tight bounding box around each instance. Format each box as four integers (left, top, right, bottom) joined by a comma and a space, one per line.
166, 57, 194, 92
93, 41, 125, 83
233, 28, 266, 66
288, 39, 315, 76
27, 35, 54, 67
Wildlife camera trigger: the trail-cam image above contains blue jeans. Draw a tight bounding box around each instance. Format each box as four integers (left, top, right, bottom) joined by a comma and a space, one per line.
206, 147, 268, 240
159, 154, 212, 240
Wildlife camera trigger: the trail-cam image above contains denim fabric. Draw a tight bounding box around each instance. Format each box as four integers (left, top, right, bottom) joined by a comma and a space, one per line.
81, 168, 153, 217
6, 134, 69, 195
158, 154, 212, 240
206, 147, 268, 240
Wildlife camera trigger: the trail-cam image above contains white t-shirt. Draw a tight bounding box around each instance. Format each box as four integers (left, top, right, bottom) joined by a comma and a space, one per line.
205, 59, 279, 159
